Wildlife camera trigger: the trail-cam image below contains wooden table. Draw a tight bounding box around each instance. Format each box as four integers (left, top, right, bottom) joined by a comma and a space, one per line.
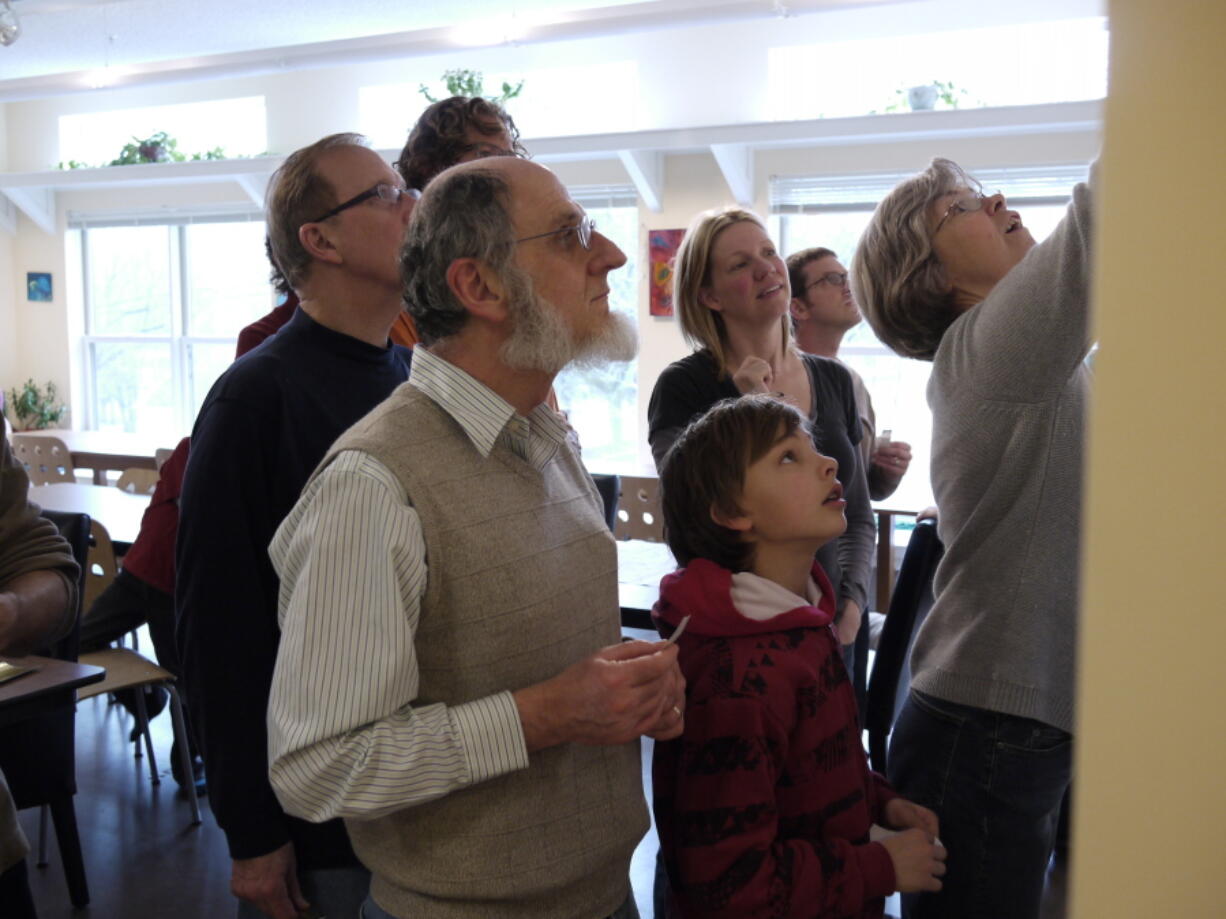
617, 540, 675, 631
614, 512, 927, 625
0, 655, 106, 728
20, 429, 173, 484
28, 482, 148, 550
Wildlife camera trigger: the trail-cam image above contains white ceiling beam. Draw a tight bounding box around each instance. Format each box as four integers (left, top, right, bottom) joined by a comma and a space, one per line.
0, 187, 57, 235
617, 149, 664, 213
710, 143, 754, 206
0, 195, 16, 236
235, 172, 268, 208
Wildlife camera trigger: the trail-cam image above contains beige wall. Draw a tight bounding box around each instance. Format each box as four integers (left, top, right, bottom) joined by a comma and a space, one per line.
1071, 2, 1226, 915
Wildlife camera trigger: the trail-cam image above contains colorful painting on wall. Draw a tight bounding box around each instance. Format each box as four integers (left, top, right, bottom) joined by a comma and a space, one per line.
648, 228, 685, 317
26, 272, 52, 302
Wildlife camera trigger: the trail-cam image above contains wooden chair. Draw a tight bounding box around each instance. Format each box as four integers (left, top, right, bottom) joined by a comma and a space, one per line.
74, 650, 202, 826
116, 466, 159, 495
75, 518, 203, 825
613, 475, 665, 542
82, 520, 119, 615
11, 433, 75, 484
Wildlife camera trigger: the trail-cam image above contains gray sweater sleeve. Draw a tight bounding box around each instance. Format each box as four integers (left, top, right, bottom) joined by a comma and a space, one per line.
940, 166, 1095, 402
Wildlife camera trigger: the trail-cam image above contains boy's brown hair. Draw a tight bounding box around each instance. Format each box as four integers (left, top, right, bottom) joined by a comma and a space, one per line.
660, 394, 811, 572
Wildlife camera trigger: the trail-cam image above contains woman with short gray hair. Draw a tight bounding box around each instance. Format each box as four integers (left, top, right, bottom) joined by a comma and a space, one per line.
852, 160, 1094, 918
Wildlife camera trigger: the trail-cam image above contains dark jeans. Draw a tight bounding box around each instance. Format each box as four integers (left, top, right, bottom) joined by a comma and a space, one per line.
80, 569, 199, 760
888, 690, 1072, 919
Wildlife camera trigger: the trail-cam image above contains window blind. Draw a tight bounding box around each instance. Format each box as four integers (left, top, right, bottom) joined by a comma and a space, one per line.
68, 205, 264, 230
569, 184, 638, 209
770, 164, 1087, 213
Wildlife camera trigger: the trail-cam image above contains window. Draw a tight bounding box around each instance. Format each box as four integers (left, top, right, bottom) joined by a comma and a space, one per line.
771, 168, 1079, 511
76, 218, 273, 435
359, 60, 638, 149
59, 96, 267, 168
550, 187, 640, 469
767, 17, 1108, 120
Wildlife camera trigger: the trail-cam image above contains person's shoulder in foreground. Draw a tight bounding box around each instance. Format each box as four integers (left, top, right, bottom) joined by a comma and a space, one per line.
652, 393, 946, 918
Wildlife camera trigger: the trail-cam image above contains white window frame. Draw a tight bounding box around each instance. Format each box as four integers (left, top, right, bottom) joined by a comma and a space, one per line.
72, 208, 268, 434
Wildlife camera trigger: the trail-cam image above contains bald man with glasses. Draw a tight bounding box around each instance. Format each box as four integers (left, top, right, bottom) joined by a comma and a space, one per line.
267, 157, 683, 919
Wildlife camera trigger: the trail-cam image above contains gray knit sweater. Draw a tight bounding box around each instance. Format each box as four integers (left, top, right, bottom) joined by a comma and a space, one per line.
911, 170, 1093, 734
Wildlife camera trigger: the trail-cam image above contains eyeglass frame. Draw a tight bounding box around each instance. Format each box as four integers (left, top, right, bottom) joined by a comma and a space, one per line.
804, 271, 849, 292
931, 190, 999, 238
308, 182, 417, 224
514, 214, 596, 251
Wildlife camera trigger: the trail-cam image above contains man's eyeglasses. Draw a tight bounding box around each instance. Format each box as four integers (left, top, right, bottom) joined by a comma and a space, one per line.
309, 183, 417, 223
932, 191, 998, 237
515, 215, 596, 251
805, 271, 849, 291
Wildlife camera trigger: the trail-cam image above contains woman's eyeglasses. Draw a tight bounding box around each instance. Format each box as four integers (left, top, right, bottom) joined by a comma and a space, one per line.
931, 191, 998, 237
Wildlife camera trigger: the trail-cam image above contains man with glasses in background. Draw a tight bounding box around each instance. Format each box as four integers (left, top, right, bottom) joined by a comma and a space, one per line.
266, 156, 684, 919
787, 247, 912, 501
176, 133, 414, 919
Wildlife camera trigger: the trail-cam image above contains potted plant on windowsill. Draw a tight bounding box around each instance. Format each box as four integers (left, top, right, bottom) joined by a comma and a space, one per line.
5, 379, 67, 431
880, 80, 974, 113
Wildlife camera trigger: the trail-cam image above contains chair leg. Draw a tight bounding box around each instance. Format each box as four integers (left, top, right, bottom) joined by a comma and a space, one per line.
47, 795, 89, 908
132, 684, 160, 784
166, 684, 202, 826
36, 805, 49, 867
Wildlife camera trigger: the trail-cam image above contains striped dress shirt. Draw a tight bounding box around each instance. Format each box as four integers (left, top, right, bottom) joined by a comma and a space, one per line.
267, 348, 572, 822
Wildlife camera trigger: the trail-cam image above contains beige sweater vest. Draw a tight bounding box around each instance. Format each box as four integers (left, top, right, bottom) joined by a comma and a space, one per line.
321, 383, 648, 918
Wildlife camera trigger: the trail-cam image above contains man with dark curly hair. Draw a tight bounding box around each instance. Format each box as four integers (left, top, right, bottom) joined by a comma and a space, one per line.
396, 95, 525, 193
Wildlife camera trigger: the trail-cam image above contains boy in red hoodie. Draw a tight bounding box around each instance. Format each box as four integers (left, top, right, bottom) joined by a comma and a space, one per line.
653, 395, 945, 918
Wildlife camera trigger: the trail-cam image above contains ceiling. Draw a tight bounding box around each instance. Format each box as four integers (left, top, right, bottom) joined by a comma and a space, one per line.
0, 0, 894, 100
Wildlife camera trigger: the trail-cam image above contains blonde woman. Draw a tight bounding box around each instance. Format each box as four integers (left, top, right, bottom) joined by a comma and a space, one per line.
647, 208, 874, 664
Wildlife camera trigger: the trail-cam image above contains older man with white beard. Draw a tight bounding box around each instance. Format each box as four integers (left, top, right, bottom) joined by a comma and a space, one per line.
266, 157, 684, 919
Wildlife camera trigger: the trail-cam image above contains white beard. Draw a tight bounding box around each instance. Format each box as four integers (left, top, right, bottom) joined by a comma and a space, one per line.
499, 268, 638, 375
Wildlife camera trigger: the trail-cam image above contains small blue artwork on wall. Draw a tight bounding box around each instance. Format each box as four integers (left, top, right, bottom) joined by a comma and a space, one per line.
27, 272, 52, 302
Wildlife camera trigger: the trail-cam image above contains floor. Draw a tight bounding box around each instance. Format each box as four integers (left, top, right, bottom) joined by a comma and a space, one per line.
17, 653, 1068, 918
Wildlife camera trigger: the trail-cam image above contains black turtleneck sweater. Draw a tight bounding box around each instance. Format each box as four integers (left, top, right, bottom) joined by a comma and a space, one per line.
176, 307, 411, 866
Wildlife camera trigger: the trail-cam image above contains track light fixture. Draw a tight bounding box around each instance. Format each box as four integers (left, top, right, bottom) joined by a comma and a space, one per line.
0, 0, 20, 47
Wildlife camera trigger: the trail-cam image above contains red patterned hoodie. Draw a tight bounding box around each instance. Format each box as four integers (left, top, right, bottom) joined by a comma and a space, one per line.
652, 558, 898, 918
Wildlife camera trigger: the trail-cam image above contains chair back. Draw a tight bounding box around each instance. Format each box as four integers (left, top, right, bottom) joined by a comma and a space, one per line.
11, 433, 75, 484
865, 517, 944, 774
614, 475, 664, 542
116, 466, 159, 495
83, 520, 118, 614
589, 473, 620, 533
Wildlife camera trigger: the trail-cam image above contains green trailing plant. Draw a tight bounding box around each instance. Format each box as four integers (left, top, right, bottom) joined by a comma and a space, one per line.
418, 68, 524, 105
6, 379, 67, 431
57, 133, 229, 169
